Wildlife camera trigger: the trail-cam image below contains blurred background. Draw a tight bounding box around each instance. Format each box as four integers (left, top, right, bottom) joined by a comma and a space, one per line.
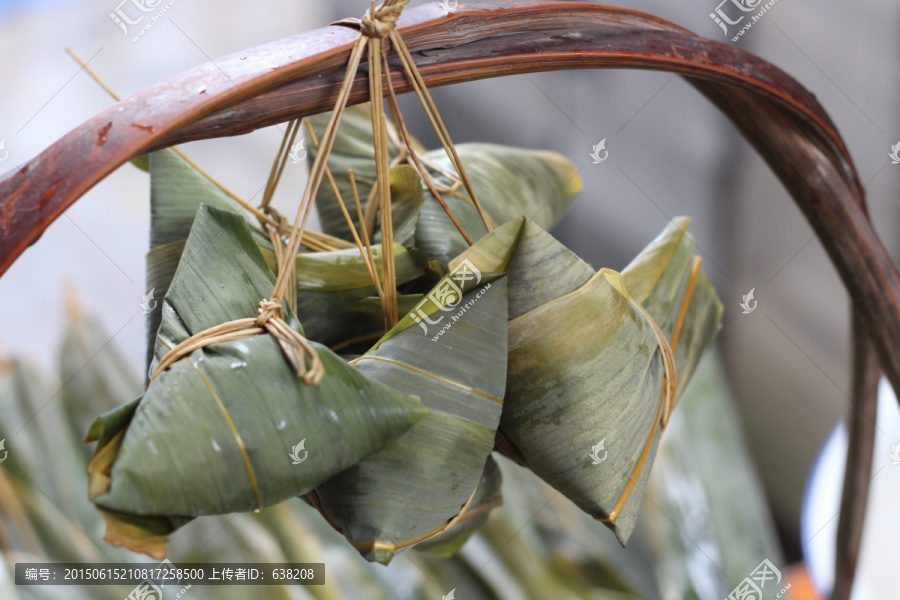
0, 0, 899, 597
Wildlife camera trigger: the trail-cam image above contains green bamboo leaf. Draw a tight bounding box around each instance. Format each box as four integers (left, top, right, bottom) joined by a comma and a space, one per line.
145, 147, 287, 367
373, 218, 527, 350
621, 218, 725, 398
413, 194, 488, 268
451, 218, 594, 319
490, 455, 654, 598
307, 104, 405, 240
621, 217, 694, 312
0, 358, 88, 522
667, 270, 722, 399
147, 146, 433, 355
0, 358, 49, 485
374, 165, 425, 247
285, 243, 429, 294
162, 512, 313, 600
502, 269, 667, 545
149, 149, 242, 247
60, 295, 143, 444
313, 267, 509, 564
257, 242, 431, 349
144, 240, 186, 374
455, 218, 722, 545
89, 205, 427, 558
18, 480, 126, 566
253, 505, 354, 600
467, 477, 646, 600
414, 454, 503, 557
85, 396, 141, 448
643, 352, 783, 600
324, 294, 424, 354
145, 148, 243, 372
0, 359, 138, 571
415, 143, 582, 265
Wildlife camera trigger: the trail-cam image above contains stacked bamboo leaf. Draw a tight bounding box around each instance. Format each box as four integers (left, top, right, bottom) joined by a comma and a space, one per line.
89, 205, 428, 558
307, 106, 583, 266
3, 300, 774, 600
311, 246, 511, 564
144, 148, 434, 365
82, 101, 722, 566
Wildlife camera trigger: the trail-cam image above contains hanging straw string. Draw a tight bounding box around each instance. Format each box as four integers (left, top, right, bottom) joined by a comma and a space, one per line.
381, 52, 476, 245
151, 0, 488, 384
146, 49, 374, 386
152, 32, 368, 384
153, 8, 371, 383
328, 0, 499, 328
386, 29, 496, 232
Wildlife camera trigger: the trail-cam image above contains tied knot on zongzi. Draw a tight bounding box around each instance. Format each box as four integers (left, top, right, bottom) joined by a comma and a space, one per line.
259, 304, 325, 386
148, 298, 324, 387
256, 298, 283, 327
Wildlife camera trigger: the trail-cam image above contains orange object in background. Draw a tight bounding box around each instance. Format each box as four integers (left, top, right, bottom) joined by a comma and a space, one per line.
786, 564, 822, 600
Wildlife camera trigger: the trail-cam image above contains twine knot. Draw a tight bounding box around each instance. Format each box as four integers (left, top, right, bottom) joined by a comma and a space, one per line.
256, 299, 283, 327
360, 0, 410, 38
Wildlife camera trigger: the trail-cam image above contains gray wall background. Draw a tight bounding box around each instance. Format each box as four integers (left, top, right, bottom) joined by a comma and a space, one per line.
1, 0, 898, 561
